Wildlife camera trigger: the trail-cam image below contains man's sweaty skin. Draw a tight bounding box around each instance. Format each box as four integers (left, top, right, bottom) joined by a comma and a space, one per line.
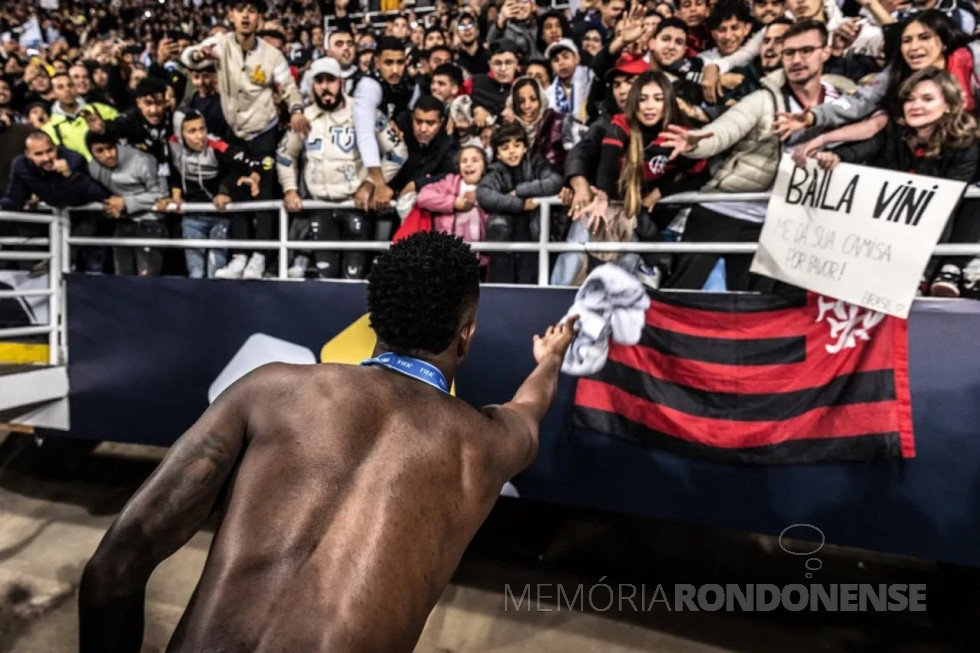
78, 315, 578, 652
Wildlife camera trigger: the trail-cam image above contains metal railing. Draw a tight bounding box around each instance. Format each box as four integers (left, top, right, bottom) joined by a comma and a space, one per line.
0, 210, 65, 366
6, 188, 980, 368
53, 186, 980, 287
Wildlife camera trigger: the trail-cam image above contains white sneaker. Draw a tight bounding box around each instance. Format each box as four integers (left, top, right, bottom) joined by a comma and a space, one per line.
288, 255, 309, 279
242, 253, 266, 280
214, 254, 247, 279
636, 263, 662, 291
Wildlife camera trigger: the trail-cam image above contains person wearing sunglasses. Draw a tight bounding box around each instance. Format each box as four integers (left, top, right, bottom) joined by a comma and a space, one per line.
454, 11, 489, 75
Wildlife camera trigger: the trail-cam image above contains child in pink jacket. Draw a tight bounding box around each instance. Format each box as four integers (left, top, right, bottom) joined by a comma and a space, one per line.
415, 146, 488, 257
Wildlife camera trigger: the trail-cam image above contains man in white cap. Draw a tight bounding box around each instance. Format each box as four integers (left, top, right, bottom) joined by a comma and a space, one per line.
545, 38, 595, 123
276, 57, 406, 280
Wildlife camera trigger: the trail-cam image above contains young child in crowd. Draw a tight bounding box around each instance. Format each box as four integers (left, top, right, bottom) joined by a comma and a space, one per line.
476, 122, 562, 284
415, 145, 490, 271
158, 110, 261, 278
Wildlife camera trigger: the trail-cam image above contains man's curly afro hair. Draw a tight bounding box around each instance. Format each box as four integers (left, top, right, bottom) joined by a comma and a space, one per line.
368, 232, 481, 355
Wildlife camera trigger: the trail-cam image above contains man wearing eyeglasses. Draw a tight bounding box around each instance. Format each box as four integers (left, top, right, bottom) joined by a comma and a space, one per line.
660, 20, 850, 293
454, 11, 489, 75
464, 39, 523, 128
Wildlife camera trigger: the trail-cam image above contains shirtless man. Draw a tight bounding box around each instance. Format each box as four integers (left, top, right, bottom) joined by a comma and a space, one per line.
78, 231, 578, 652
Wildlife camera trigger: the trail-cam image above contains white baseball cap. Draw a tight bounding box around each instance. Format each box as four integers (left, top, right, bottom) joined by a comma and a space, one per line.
309, 57, 343, 79
545, 38, 579, 60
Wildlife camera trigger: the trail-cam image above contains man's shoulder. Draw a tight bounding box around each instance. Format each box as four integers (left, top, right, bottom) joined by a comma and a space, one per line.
91, 102, 118, 117
353, 74, 381, 95
10, 153, 30, 173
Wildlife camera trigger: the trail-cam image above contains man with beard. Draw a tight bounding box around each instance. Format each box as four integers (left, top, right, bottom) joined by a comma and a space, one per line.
0, 130, 109, 211
278, 58, 406, 280
661, 20, 849, 292
353, 37, 419, 212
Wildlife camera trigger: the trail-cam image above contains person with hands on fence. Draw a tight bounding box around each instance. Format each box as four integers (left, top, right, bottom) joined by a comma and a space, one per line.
277, 57, 406, 280
85, 129, 169, 277
160, 110, 265, 279
182, 0, 308, 280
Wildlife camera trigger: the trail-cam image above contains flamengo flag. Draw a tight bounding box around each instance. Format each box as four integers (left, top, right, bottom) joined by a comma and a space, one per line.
573, 291, 914, 464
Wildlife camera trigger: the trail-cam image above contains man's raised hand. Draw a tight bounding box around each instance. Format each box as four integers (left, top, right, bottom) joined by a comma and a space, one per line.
533, 315, 580, 364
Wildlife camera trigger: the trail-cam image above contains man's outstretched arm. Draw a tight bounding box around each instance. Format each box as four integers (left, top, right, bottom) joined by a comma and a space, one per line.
481, 315, 578, 478
78, 367, 262, 653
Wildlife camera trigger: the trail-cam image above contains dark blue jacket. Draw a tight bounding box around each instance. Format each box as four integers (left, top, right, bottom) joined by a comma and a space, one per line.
0, 146, 110, 210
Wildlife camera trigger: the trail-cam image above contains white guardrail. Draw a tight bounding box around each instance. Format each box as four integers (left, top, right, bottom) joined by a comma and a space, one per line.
5, 188, 980, 366
0, 210, 64, 366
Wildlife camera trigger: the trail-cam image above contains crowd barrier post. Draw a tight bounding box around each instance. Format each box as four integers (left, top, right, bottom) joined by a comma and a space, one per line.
538, 199, 551, 286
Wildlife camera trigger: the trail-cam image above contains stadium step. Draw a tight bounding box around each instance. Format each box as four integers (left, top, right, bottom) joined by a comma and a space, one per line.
0, 364, 69, 431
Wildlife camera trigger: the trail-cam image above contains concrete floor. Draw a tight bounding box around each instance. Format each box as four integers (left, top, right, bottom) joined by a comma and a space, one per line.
1, 431, 978, 652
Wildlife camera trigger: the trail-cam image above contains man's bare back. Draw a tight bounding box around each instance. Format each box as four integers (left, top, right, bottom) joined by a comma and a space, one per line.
79, 322, 576, 653
170, 362, 534, 651
79, 232, 577, 652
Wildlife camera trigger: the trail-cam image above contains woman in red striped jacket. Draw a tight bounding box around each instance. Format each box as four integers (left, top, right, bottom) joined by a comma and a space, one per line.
574, 70, 709, 288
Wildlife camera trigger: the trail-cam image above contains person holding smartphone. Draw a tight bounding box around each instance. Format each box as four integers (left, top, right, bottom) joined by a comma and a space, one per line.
488, 0, 542, 63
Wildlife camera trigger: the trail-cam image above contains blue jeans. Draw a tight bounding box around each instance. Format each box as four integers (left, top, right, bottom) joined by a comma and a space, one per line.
182, 214, 230, 278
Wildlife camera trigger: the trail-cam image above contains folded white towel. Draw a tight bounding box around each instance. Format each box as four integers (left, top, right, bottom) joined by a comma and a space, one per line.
561, 264, 651, 376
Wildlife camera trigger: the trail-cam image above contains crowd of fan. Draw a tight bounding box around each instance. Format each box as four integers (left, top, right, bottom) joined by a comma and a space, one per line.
1, 0, 979, 295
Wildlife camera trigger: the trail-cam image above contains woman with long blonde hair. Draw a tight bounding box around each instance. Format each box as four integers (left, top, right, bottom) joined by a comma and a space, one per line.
817, 67, 979, 297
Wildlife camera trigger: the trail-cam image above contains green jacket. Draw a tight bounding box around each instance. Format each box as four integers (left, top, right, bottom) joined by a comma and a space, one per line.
42, 101, 119, 161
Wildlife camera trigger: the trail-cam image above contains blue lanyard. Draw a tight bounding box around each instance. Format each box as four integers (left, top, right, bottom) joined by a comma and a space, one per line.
361, 352, 450, 394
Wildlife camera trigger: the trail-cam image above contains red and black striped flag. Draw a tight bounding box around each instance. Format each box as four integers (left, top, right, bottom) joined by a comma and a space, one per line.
573, 292, 914, 464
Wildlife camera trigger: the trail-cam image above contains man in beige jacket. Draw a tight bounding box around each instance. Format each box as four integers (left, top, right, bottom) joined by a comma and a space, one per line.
661, 19, 848, 292
182, 0, 309, 280
277, 57, 407, 280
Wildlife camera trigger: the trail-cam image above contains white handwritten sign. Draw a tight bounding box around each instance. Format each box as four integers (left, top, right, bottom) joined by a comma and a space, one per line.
750, 155, 966, 318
